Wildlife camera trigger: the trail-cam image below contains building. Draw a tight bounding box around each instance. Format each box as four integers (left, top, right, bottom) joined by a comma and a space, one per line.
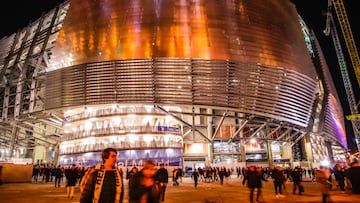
0, 0, 347, 169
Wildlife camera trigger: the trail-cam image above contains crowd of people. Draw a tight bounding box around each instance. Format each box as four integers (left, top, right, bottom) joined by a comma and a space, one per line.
236, 161, 360, 203
30, 149, 360, 203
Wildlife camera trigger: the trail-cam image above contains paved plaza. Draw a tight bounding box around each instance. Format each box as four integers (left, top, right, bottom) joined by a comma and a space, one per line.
0, 176, 359, 203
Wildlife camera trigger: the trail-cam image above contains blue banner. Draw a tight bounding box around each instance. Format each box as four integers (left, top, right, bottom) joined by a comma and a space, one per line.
59, 148, 182, 167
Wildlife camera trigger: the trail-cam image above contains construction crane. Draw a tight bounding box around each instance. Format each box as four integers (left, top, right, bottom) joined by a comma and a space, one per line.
324, 0, 360, 151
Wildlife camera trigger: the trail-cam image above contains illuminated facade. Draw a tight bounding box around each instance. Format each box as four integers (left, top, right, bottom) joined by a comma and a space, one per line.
0, 0, 347, 168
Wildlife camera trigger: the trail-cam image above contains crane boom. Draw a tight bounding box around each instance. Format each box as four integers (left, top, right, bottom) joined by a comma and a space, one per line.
324, 0, 360, 151
333, 0, 360, 87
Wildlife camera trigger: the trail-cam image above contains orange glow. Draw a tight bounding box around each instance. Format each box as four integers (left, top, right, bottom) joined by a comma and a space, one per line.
49, 0, 316, 80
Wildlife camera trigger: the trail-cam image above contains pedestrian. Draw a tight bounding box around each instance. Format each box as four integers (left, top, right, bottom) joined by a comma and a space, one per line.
172, 168, 180, 186
129, 159, 160, 203
255, 167, 268, 202
237, 167, 242, 178
32, 165, 40, 182
242, 165, 265, 203
192, 168, 200, 188
79, 166, 95, 193
316, 166, 332, 203
334, 164, 346, 192
127, 166, 139, 202
80, 147, 123, 203
271, 165, 286, 198
347, 160, 360, 194
127, 166, 138, 180
64, 164, 78, 200
312, 168, 317, 181
155, 163, 169, 202
219, 167, 226, 185
178, 168, 183, 183
54, 165, 63, 188
291, 166, 303, 195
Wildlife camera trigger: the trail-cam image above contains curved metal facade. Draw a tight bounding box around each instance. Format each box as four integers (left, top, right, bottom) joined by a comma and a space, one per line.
314, 36, 347, 149
46, 0, 317, 127
0, 0, 349, 166
46, 59, 316, 127
50, 0, 315, 76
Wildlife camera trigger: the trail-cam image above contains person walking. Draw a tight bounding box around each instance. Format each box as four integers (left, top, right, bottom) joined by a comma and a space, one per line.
155, 163, 169, 202
316, 166, 332, 203
192, 168, 200, 188
271, 165, 286, 198
219, 167, 226, 185
334, 164, 346, 192
242, 165, 265, 203
64, 164, 78, 200
255, 167, 268, 202
80, 147, 123, 203
347, 160, 360, 194
172, 168, 180, 186
126, 166, 139, 202
129, 159, 160, 203
54, 165, 63, 188
291, 166, 303, 195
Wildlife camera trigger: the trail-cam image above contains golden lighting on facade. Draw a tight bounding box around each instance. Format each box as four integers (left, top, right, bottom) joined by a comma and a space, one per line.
49, 0, 315, 78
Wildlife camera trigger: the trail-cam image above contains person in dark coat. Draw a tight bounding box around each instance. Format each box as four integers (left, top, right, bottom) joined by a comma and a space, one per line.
271, 165, 286, 198
126, 166, 138, 202
242, 165, 266, 203
334, 164, 346, 191
54, 165, 63, 188
347, 161, 360, 194
291, 166, 303, 195
155, 163, 169, 202
218, 167, 226, 185
129, 159, 160, 203
191, 168, 200, 188
80, 147, 123, 203
255, 167, 268, 201
65, 164, 78, 199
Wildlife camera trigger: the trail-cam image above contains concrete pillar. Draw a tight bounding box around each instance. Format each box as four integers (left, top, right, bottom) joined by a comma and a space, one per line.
53, 144, 60, 165
282, 144, 293, 167
304, 135, 314, 168
240, 127, 246, 163
240, 139, 246, 163
207, 108, 214, 163
267, 140, 274, 168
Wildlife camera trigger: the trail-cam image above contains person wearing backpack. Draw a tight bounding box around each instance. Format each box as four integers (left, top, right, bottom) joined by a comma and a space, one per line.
80, 148, 123, 203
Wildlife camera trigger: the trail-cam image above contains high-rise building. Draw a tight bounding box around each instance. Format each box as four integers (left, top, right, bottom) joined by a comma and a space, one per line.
0, 0, 347, 169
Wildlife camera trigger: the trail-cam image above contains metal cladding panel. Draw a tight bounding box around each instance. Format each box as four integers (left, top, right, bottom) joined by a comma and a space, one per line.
45, 0, 318, 127
312, 36, 347, 148
48, 0, 316, 79
45, 59, 317, 127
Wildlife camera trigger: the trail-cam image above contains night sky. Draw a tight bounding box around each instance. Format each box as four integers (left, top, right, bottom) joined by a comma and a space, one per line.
291, 0, 360, 152
0, 0, 359, 151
